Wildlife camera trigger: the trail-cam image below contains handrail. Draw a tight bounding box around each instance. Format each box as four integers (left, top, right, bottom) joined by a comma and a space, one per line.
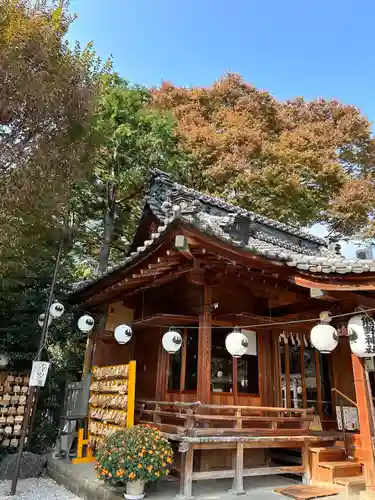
137, 400, 314, 413
331, 388, 357, 407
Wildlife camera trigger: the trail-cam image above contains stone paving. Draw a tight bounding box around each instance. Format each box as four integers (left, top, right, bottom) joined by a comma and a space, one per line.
47, 457, 355, 500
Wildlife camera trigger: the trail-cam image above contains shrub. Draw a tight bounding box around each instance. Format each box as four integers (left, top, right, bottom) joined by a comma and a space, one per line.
95, 425, 173, 485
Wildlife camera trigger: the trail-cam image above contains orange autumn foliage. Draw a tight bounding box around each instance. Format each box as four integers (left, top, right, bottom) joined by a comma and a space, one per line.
152, 74, 375, 237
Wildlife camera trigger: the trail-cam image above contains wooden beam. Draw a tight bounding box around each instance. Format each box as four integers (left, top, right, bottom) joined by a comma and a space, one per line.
293, 276, 375, 292
325, 290, 375, 308
315, 351, 323, 420
133, 314, 198, 327
122, 267, 193, 298
351, 354, 375, 492
197, 284, 212, 404
156, 330, 169, 400
180, 328, 188, 392
285, 341, 291, 408
175, 234, 194, 260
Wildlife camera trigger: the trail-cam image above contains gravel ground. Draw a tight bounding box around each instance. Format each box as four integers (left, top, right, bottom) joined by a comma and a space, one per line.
0, 478, 82, 500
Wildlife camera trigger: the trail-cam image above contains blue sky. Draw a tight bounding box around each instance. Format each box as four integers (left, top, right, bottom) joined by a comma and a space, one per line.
67, 0, 375, 256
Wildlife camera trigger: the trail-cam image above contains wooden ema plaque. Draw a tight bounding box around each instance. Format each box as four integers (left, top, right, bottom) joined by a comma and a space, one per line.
0, 372, 30, 449
73, 361, 136, 464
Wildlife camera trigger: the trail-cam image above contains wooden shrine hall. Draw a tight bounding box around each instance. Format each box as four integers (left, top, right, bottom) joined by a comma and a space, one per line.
70, 170, 375, 499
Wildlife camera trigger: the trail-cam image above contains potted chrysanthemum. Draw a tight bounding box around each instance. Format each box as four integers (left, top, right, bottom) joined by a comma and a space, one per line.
95, 424, 174, 499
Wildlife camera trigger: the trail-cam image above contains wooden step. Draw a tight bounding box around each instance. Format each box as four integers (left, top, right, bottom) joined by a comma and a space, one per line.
317, 461, 362, 483
309, 446, 346, 462
334, 475, 366, 495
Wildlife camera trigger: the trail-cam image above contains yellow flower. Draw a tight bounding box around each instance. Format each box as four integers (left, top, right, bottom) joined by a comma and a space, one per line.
154, 471, 160, 477
167, 458, 172, 464
129, 472, 136, 480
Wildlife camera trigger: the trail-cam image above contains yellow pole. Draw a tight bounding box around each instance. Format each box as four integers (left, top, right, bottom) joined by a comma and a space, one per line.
127, 361, 136, 427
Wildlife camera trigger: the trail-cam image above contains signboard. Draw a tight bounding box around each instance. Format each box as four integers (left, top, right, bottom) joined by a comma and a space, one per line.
336, 406, 359, 431
29, 361, 50, 387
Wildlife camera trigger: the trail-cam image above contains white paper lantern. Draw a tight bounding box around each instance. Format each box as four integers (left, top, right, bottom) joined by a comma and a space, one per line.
114, 324, 132, 344
49, 301, 65, 318
77, 315, 95, 333
38, 313, 52, 328
162, 329, 182, 354
225, 328, 249, 358
348, 314, 375, 358
310, 324, 338, 354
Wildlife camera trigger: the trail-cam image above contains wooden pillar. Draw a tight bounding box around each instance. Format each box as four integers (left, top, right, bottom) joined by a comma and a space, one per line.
82, 331, 95, 378
352, 354, 375, 492
197, 284, 212, 404
156, 330, 169, 400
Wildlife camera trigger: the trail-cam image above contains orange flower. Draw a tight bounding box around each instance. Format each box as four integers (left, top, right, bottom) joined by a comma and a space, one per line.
147, 465, 153, 472
167, 458, 172, 464
129, 472, 136, 480
138, 464, 143, 469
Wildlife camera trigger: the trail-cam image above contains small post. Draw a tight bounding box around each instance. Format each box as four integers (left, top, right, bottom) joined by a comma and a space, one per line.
230, 410, 245, 495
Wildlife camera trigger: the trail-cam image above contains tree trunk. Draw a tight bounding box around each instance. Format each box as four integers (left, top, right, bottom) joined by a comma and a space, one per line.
98, 208, 114, 273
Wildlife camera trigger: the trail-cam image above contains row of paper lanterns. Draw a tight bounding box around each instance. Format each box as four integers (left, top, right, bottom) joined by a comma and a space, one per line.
114, 324, 249, 357
34, 302, 375, 360
38, 305, 375, 360
115, 313, 375, 359
22, 302, 375, 361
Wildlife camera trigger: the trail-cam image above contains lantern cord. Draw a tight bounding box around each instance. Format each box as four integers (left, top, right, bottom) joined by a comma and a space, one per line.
138, 306, 375, 330
43, 302, 375, 331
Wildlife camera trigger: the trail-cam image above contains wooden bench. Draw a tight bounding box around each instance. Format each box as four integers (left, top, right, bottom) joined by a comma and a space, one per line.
136, 401, 325, 499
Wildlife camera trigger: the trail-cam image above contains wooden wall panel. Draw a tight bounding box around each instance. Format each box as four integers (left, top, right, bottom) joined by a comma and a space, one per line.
258, 330, 275, 406
155, 333, 169, 400
105, 302, 134, 332
331, 337, 356, 404
134, 328, 161, 400
92, 339, 131, 367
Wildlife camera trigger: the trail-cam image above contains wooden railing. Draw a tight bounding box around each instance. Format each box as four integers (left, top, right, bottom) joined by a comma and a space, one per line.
332, 387, 358, 459
136, 400, 314, 437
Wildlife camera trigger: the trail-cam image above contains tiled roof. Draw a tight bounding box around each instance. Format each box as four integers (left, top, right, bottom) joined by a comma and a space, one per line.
70, 170, 375, 295
148, 169, 327, 246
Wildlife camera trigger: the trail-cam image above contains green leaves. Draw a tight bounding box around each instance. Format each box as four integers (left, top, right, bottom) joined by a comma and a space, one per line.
72, 77, 192, 271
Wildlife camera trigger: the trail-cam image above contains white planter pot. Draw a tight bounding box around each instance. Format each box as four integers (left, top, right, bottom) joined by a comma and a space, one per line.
124, 480, 145, 500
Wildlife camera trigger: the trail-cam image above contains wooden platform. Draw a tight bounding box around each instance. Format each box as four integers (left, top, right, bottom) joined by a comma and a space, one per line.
274, 485, 339, 500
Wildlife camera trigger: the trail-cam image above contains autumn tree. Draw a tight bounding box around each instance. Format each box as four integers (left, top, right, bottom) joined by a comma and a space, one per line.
152, 74, 375, 237
0, 0, 106, 283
